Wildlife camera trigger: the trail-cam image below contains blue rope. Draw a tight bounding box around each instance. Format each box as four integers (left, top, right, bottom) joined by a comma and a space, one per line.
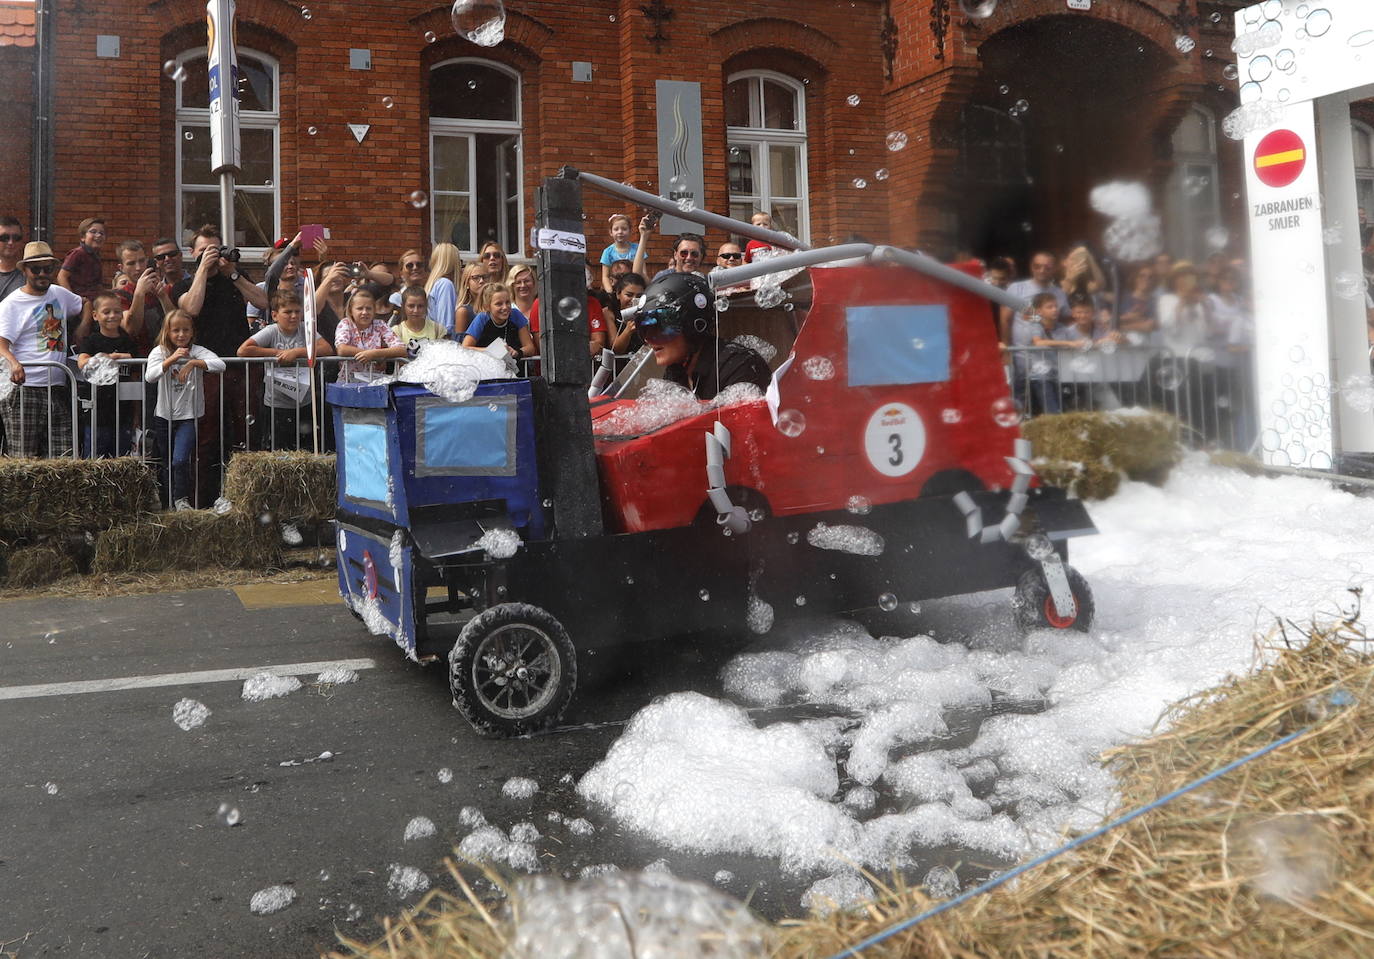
825, 724, 1313, 959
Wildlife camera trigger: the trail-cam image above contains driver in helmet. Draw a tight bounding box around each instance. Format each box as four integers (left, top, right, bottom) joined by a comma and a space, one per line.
637, 271, 772, 401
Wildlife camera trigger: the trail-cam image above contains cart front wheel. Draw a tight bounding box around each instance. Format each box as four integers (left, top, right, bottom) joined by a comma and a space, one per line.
1014, 565, 1094, 632
449, 604, 577, 737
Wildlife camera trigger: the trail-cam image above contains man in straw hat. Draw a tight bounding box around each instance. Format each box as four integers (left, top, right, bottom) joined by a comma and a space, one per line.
0, 241, 85, 456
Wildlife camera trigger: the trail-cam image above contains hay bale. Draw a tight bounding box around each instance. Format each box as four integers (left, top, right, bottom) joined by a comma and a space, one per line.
1209, 449, 1269, 477
1032, 458, 1121, 501
5, 542, 80, 588
0, 457, 158, 538
1024, 410, 1182, 484
93, 511, 282, 574
222, 451, 337, 524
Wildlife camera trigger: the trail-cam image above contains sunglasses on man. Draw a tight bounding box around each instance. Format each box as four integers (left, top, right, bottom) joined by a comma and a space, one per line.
153, 250, 181, 260
25, 263, 56, 275
0, 234, 22, 243
718, 252, 743, 261
677, 249, 702, 259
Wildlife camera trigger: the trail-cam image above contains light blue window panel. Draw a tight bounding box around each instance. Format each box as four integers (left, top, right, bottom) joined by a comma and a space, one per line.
416, 396, 517, 476
846, 305, 951, 386
343, 422, 390, 504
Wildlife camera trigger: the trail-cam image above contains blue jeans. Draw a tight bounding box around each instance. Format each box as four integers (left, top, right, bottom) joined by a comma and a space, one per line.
82, 423, 134, 459
1013, 375, 1062, 416
153, 417, 198, 504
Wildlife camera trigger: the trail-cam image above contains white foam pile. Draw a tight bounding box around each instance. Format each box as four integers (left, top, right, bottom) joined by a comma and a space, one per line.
580, 455, 1374, 881
316, 665, 358, 685
593, 379, 764, 437
396, 339, 514, 403
241, 672, 302, 702
82, 354, 120, 387
802, 872, 875, 916
403, 815, 436, 841
1091, 181, 1162, 262
474, 527, 522, 560
507, 871, 769, 959
806, 522, 885, 556
248, 884, 296, 915
171, 698, 211, 730
502, 776, 539, 799
1222, 99, 1285, 142
458, 824, 540, 873
386, 863, 431, 898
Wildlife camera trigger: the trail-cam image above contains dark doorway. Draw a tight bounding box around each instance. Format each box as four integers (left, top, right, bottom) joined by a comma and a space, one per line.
957, 15, 1176, 266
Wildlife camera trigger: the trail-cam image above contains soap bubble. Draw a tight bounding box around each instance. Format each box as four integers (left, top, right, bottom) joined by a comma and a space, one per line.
852, 178, 868, 190
878, 593, 898, 612
676, 197, 695, 213
885, 131, 908, 151
217, 802, 241, 826
1156, 363, 1184, 391
1205, 226, 1229, 249
715, 296, 730, 312
941, 408, 962, 424
777, 409, 807, 437
1010, 98, 1029, 116
795, 595, 807, 606
184, 131, 194, 141
755, 286, 787, 309
874, 168, 889, 181
557, 296, 583, 320
1176, 35, 1196, 54
162, 59, 187, 82
924, 866, 960, 899
1304, 8, 1331, 37
1341, 375, 1374, 413
699, 589, 710, 601
991, 396, 1021, 427
846, 94, 861, 106
1334, 272, 1368, 300
1223, 64, 1239, 81
407, 190, 429, 208
307, 125, 318, 136
382, 96, 395, 109
424, 30, 438, 43
451, 0, 506, 46
802, 356, 835, 380
300, 6, 312, 19
846, 495, 872, 515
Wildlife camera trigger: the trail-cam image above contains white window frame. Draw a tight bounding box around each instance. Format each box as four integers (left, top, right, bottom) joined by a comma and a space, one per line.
1353, 120, 1374, 216
725, 70, 810, 243
429, 58, 524, 257
1165, 104, 1223, 263
173, 48, 280, 258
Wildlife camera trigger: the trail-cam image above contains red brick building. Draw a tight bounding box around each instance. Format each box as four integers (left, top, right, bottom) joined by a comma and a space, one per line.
1, 0, 1371, 273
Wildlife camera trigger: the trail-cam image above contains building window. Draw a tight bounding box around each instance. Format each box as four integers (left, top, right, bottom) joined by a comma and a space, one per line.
1165, 105, 1222, 262
175, 49, 280, 252
725, 71, 809, 242
430, 60, 523, 255
1353, 121, 1374, 220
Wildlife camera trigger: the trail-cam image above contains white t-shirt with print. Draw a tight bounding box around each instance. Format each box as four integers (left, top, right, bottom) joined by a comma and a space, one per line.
0, 285, 83, 386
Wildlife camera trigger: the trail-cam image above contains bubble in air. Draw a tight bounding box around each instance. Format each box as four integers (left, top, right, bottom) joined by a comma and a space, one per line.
307, 125, 318, 136
846, 94, 861, 106
1304, 9, 1331, 37
557, 296, 583, 320
1156, 363, 1184, 391
424, 30, 438, 43
162, 59, 187, 82
184, 131, 194, 141
1334, 272, 1368, 300
382, 96, 395, 109
408, 190, 429, 208
925, 865, 960, 899
217, 802, 241, 826
1223, 64, 1239, 80
1205, 226, 1229, 250
715, 296, 730, 312
1009, 98, 1029, 116
941, 408, 962, 424
852, 178, 868, 190
451, 0, 506, 46
991, 396, 1021, 427
794, 595, 807, 607
776, 409, 807, 437
958, 0, 998, 18
878, 593, 898, 612
885, 131, 908, 151
44, 782, 58, 795
1176, 35, 1196, 54
698, 589, 710, 601
1352, 31, 1374, 48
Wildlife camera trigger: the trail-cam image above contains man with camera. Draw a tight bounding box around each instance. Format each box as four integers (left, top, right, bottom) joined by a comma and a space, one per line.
172, 224, 268, 501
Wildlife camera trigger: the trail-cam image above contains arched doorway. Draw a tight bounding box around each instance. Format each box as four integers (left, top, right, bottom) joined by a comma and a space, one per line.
959, 15, 1177, 263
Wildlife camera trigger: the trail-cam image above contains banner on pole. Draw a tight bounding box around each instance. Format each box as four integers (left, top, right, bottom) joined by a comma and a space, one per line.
206, 0, 241, 174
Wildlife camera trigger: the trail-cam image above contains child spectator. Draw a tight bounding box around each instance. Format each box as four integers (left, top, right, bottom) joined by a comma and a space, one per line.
425, 243, 463, 338
744, 210, 774, 263
335, 287, 405, 382
237, 288, 333, 450
391, 285, 448, 354
57, 217, 108, 338
462, 283, 535, 359
144, 309, 225, 510
76, 290, 138, 457
455, 261, 488, 336
1010, 292, 1064, 416
600, 214, 638, 292
609, 271, 647, 354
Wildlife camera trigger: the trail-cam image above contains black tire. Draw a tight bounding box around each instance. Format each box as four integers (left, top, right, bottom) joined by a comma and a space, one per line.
449, 603, 577, 737
1014, 565, 1094, 632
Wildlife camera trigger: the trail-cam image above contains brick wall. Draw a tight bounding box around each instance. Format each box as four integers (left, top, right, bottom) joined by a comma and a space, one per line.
0, 42, 34, 227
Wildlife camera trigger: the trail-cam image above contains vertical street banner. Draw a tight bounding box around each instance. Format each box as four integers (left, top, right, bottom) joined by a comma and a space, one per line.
206, 0, 241, 173
655, 81, 705, 237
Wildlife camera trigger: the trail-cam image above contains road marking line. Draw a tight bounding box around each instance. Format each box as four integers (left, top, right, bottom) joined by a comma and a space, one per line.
0, 658, 377, 701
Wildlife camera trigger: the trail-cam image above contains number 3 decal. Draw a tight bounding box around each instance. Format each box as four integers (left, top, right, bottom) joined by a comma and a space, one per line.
864, 403, 924, 478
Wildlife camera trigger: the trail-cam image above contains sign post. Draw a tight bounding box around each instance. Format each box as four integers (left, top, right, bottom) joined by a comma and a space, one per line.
1235, 0, 1374, 469
206, 0, 241, 246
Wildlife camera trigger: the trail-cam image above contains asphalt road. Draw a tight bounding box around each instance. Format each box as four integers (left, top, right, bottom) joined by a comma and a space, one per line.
0, 580, 786, 959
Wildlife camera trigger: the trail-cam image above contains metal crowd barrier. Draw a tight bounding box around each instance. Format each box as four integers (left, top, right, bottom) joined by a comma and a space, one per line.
0, 359, 81, 458
1005, 343, 1258, 452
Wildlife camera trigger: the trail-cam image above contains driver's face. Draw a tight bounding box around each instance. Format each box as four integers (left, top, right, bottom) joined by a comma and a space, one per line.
648, 332, 690, 367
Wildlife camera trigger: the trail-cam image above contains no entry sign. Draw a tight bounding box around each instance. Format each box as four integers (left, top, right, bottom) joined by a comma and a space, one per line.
1253, 129, 1307, 189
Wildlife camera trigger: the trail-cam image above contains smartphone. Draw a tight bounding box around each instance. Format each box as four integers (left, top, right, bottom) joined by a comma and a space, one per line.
644, 210, 662, 228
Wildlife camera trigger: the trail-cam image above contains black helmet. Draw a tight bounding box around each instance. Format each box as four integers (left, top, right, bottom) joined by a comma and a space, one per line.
638, 271, 714, 343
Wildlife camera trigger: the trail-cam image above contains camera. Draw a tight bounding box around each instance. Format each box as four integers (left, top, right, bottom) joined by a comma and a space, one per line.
347, 263, 366, 279
220, 247, 242, 263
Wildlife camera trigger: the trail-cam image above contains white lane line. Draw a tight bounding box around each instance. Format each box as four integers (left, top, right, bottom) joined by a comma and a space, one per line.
0, 658, 378, 702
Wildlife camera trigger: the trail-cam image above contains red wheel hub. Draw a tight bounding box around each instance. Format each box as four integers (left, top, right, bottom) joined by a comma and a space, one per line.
1043, 594, 1077, 629
363, 550, 379, 599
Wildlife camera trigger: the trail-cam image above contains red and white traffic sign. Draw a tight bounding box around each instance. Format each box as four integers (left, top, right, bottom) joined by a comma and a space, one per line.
1253, 129, 1307, 189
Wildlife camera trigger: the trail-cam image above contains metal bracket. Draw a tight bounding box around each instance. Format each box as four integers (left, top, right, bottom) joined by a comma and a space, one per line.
1039, 554, 1077, 622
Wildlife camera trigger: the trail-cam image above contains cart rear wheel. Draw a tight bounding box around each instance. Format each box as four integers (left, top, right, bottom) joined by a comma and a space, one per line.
449, 604, 577, 737
1014, 565, 1094, 632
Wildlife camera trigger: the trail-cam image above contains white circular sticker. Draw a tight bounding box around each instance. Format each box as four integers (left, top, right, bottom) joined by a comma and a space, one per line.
694, 292, 708, 309
863, 403, 925, 477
